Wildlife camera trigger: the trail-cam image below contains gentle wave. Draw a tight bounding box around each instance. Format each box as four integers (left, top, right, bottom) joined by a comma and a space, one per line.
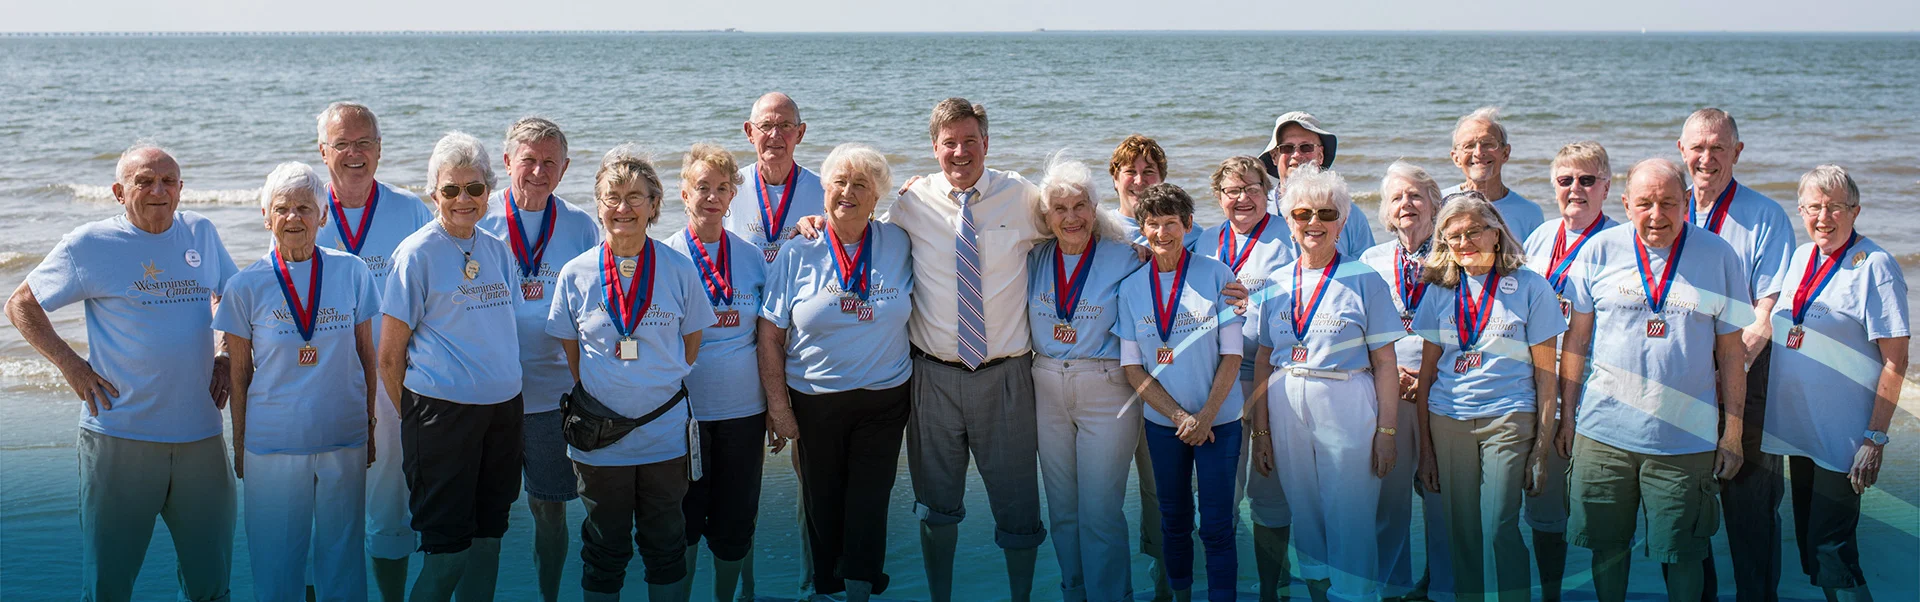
0, 357, 65, 390
59, 183, 262, 206
0, 251, 43, 271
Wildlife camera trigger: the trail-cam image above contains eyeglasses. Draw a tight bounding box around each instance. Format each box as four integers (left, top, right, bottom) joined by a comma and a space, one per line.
437, 182, 488, 199
1555, 175, 1604, 188
598, 194, 655, 210
1217, 184, 1264, 199
1797, 203, 1856, 216
326, 138, 380, 153
1455, 140, 1504, 153
1272, 143, 1317, 156
1441, 226, 1490, 245
1289, 207, 1340, 223
752, 121, 802, 136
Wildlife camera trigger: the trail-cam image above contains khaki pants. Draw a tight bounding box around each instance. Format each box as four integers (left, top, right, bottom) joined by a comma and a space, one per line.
79, 429, 235, 602
1430, 412, 1534, 602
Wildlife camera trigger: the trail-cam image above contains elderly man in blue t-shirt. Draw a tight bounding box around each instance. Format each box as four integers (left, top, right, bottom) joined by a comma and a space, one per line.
7, 144, 240, 602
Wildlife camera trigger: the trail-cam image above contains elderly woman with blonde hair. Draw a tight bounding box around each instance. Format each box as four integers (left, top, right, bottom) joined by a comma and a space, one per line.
1024, 153, 1146, 602
1410, 192, 1566, 602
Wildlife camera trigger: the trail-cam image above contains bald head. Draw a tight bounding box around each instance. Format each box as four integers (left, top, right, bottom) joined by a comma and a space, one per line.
744, 92, 808, 180
112, 143, 183, 234
1626, 158, 1687, 197
751, 92, 801, 124
116, 144, 178, 184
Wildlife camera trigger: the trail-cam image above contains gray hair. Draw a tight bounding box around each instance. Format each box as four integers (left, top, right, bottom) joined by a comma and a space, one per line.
1034, 151, 1126, 241
1624, 158, 1687, 198
1684, 108, 1740, 143
504, 116, 568, 158
258, 162, 327, 213
316, 101, 380, 142
426, 131, 497, 191
1378, 160, 1442, 235
595, 143, 663, 227
1279, 164, 1353, 221
1425, 192, 1528, 287
1454, 106, 1509, 147
1798, 164, 1860, 207
1551, 141, 1611, 176
750, 92, 804, 125
115, 141, 175, 182
820, 143, 892, 208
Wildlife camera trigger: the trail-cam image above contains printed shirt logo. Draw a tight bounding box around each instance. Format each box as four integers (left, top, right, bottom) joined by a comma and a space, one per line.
127, 259, 211, 303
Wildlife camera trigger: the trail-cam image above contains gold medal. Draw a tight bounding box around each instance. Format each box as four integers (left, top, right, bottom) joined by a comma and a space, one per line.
463, 258, 480, 281
298, 344, 318, 366
1053, 323, 1077, 344
617, 337, 639, 360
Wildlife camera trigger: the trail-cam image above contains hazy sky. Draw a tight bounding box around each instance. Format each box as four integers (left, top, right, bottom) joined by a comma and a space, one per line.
6, 0, 1918, 33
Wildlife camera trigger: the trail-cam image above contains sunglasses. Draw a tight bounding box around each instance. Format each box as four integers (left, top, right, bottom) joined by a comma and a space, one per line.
437, 182, 489, 199
1273, 143, 1318, 156
1289, 208, 1341, 223
1555, 175, 1603, 188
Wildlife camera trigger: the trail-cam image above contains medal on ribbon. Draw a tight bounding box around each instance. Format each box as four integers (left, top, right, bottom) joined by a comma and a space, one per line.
1051, 241, 1099, 344
755, 162, 800, 262
1634, 228, 1688, 339
1394, 245, 1428, 333
1786, 233, 1859, 350
685, 228, 738, 328
601, 241, 656, 361
1289, 253, 1341, 365
271, 247, 325, 367
1546, 216, 1607, 317
1217, 214, 1270, 275
1452, 270, 1498, 373
327, 184, 379, 256
828, 222, 873, 320
505, 190, 558, 301
1148, 249, 1192, 365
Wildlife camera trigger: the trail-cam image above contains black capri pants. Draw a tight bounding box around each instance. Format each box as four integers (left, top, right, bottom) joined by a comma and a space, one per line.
400, 389, 525, 554
682, 412, 768, 561
790, 383, 910, 596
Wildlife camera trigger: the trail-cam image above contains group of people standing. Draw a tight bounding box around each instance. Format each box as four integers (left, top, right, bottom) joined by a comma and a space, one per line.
5, 93, 1905, 602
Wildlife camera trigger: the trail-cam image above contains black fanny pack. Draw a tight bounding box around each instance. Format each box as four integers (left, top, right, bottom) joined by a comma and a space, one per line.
560, 380, 688, 452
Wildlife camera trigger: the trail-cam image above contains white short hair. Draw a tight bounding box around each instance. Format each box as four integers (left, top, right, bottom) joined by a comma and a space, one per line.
316, 101, 379, 143
258, 162, 326, 213
1377, 160, 1441, 235
427, 131, 496, 190
115, 141, 174, 182
1453, 106, 1508, 147
820, 143, 891, 205
1625, 158, 1686, 198
1279, 164, 1353, 220
1798, 164, 1859, 207
1035, 151, 1126, 241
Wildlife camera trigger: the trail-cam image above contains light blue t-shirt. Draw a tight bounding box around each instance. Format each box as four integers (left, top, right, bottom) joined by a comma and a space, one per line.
1357, 239, 1436, 370
1763, 237, 1910, 473
1115, 213, 1203, 251
26, 212, 238, 443
1026, 238, 1145, 360
546, 240, 716, 466
1112, 254, 1245, 427
212, 247, 378, 454
1265, 187, 1375, 258
381, 222, 524, 405
726, 163, 827, 264
759, 222, 915, 394
314, 181, 433, 297
1412, 268, 1567, 419
1688, 182, 1796, 300
1200, 217, 1299, 380
477, 192, 602, 414
1522, 216, 1619, 296
1444, 184, 1546, 243
1250, 254, 1404, 373
664, 230, 769, 422
1564, 224, 1752, 455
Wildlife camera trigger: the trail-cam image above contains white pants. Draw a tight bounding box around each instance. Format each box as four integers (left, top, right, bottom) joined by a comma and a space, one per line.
243, 447, 368, 602
1237, 378, 1292, 529
1268, 370, 1383, 602
365, 387, 416, 558
1034, 356, 1139, 602
1376, 400, 1427, 598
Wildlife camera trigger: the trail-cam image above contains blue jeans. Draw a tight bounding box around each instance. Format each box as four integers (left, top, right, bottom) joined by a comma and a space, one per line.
1145, 420, 1242, 601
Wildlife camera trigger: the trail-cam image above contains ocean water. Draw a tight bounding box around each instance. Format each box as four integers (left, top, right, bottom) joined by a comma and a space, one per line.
1, 32, 1917, 600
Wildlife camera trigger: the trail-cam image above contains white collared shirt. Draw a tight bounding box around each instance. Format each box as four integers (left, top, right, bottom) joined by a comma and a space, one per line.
884, 168, 1048, 362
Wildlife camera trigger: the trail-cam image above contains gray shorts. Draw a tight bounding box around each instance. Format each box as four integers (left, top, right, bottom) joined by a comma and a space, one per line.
522, 408, 580, 502
906, 352, 1045, 549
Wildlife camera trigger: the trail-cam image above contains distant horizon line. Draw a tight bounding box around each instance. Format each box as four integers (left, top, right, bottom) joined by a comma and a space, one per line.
3, 28, 1918, 37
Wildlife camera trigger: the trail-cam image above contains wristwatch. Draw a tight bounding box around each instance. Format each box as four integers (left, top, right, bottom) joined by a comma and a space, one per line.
1863, 430, 1890, 446
1376, 426, 1397, 436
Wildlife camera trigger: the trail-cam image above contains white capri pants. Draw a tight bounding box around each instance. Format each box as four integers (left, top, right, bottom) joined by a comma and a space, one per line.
1267, 368, 1383, 602
243, 446, 368, 602
365, 387, 416, 558
1034, 355, 1140, 602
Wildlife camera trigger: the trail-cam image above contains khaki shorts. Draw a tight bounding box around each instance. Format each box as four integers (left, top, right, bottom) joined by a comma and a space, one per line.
1566, 434, 1720, 564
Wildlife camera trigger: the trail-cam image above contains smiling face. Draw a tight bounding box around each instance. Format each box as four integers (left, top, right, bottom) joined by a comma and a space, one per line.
824, 164, 880, 226
319, 113, 381, 185
1679, 120, 1742, 195
1139, 213, 1192, 260
1552, 162, 1611, 227
1114, 156, 1162, 210
1799, 189, 1859, 252
1439, 213, 1499, 272
1287, 196, 1346, 256
1381, 175, 1435, 237
1450, 119, 1510, 185
1044, 191, 1097, 249
113, 150, 183, 233
432, 165, 490, 231
934, 118, 988, 191
1270, 124, 1324, 181
745, 98, 806, 169
1214, 169, 1267, 229
1622, 169, 1688, 248
597, 179, 656, 243
680, 162, 736, 229
505, 136, 569, 202
265, 191, 325, 252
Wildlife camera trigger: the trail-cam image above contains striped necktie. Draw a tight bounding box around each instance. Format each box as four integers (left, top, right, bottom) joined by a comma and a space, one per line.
954, 189, 986, 368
